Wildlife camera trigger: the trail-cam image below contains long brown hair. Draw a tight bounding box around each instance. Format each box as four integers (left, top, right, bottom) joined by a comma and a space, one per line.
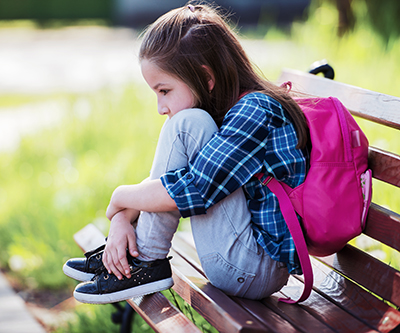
139, 3, 308, 149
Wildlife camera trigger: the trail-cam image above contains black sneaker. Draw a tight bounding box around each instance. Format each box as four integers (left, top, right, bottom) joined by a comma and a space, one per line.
63, 244, 106, 281
73, 257, 174, 304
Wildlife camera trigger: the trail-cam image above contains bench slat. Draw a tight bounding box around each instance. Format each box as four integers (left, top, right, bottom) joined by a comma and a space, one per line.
309, 257, 400, 332
278, 69, 400, 129
127, 294, 201, 333
364, 203, 400, 252
317, 244, 400, 308
263, 291, 337, 332
369, 147, 400, 187
277, 277, 379, 332
73, 223, 106, 252
232, 297, 304, 333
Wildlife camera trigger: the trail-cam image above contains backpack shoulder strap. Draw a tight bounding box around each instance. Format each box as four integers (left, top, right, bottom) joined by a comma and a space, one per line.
265, 177, 313, 303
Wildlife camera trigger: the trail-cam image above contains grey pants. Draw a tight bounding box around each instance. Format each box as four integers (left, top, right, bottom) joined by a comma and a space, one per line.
135, 109, 289, 300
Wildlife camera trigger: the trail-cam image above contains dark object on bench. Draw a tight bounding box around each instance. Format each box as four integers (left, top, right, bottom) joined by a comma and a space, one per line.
74, 65, 400, 332
308, 60, 335, 79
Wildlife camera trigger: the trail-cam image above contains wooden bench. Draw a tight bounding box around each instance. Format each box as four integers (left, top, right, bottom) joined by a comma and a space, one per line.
74, 67, 400, 333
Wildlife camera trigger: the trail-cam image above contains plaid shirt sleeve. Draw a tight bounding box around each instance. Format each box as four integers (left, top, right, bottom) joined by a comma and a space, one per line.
160, 93, 289, 217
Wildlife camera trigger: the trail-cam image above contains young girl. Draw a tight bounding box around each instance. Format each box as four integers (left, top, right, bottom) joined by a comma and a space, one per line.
64, 3, 309, 304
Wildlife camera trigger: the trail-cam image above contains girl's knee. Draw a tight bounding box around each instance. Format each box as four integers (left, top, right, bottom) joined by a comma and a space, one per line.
165, 108, 218, 154
169, 108, 218, 133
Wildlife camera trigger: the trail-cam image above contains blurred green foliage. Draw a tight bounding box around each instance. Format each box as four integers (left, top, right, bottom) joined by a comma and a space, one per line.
362, 0, 400, 44
54, 304, 125, 333
0, 85, 164, 290
311, 0, 400, 44
54, 303, 157, 333
262, 0, 400, 98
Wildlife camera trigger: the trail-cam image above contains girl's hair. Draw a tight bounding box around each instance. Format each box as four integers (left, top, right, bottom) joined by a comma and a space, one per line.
139, 3, 308, 148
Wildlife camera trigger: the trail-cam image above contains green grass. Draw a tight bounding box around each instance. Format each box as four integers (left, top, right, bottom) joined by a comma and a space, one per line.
54, 304, 128, 333
53, 303, 155, 333
1, 0, 400, 331
0, 85, 163, 289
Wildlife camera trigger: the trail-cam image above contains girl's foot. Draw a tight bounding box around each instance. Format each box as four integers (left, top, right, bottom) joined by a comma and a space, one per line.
63, 244, 106, 281
73, 257, 174, 304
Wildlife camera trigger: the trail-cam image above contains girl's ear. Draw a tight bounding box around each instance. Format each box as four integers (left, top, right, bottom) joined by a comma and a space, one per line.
202, 65, 215, 92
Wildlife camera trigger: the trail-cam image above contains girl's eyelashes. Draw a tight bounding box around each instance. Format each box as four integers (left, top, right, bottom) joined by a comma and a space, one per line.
160, 89, 169, 95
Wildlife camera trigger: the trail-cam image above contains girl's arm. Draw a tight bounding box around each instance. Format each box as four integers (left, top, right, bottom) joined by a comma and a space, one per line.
106, 180, 178, 221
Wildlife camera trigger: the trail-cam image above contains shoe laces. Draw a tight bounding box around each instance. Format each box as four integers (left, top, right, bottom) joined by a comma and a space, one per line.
92, 265, 108, 280
84, 243, 106, 258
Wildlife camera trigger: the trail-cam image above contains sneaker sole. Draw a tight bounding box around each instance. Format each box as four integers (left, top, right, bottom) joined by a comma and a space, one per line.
63, 264, 95, 282
73, 277, 174, 304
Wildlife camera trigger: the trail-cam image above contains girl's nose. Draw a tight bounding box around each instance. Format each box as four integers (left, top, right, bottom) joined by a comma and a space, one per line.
158, 104, 169, 116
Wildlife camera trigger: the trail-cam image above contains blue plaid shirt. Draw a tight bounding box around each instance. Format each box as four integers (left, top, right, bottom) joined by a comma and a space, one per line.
160, 92, 309, 274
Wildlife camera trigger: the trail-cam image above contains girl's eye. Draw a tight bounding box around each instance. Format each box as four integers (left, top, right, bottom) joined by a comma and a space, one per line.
160, 89, 169, 96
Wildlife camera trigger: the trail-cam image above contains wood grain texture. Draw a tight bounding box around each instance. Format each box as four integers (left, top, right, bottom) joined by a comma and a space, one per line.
317, 245, 400, 308
368, 147, 400, 187
272, 277, 378, 333
263, 291, 337, 332
127, 294, 201, 333
364, 203, 400, 252
278, 69, 400, 129
309, 257, 400, 333
232, 297, 304, 333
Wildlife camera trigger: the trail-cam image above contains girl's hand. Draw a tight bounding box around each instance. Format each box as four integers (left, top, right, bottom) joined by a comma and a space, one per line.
103, 209, 139, 280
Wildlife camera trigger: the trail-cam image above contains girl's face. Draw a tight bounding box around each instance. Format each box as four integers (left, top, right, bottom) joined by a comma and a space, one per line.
141, 59, 196, 118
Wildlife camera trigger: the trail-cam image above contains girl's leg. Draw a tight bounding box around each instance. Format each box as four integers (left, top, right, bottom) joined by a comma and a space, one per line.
191, 193, 289, 300
135, 108, 219, 260
136, 108, 289, 300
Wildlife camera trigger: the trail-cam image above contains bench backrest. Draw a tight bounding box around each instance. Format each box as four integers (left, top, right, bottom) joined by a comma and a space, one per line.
279, 69, 400, 308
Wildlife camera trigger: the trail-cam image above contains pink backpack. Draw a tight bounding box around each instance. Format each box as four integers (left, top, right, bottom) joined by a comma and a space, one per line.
256, 95, 372, 303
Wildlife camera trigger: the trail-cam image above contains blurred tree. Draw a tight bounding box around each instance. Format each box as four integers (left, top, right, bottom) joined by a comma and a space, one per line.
335, 0, 355, 36
363, 0, 400, 43
320, 0, 355, 36
313, 0, 400, 43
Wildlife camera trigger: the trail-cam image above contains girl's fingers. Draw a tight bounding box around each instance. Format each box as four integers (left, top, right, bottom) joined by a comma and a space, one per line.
105, 247, 130, 279
102, 251, 109, 272
127, 232, 139, 257
109, 256, 123, 280
103, 246, 123, 279
116, 248, 131, 278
